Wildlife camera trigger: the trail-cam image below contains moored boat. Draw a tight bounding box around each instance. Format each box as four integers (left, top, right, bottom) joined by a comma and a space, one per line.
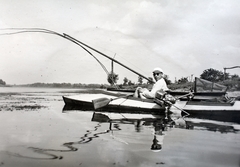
63, 93, 240, 123
62, 91, 166, 115
62, 89, 240, 111
172, 100, 240, 123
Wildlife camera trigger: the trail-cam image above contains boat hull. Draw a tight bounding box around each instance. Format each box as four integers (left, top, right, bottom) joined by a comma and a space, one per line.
62, 93, 166, 115
173, 100, 240, 123
62, 92, 240, 123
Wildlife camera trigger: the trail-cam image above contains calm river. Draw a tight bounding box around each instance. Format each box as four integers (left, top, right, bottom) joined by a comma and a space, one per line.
0, 87, 239, 167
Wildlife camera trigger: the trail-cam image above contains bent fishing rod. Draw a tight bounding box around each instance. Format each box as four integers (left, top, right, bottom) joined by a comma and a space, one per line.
62, 33, 154, 83
0, 28, 153, 83
0, 28, 113, 80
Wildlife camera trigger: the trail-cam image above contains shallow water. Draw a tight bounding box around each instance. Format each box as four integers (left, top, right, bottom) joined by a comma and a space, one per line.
0, 87, 239, 167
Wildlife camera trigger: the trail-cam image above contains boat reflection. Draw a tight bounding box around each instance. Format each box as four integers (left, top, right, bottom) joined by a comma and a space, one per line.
8, 110, 239, 161
63, 103, 240, 124
91, 111, 239, 150
184, 118, 239, 133
91, 112, 190, 152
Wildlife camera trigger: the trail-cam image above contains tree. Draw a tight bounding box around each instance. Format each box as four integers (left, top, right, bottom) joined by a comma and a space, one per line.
138, 76, 143, 85
123, 77, 128, 86
107, 72, 119, 85
0, 79, 6, 85
200, 68, 226, 82
231, 74, 240, 80
127, 80, 134, 86
178, 77, 188, 84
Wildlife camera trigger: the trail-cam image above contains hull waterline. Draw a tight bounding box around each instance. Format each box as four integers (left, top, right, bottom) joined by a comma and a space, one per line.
62, 93, 166, 115
62, 93, 240, 123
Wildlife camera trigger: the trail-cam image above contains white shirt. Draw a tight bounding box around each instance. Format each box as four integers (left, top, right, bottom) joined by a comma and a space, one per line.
142, 78, 168, 98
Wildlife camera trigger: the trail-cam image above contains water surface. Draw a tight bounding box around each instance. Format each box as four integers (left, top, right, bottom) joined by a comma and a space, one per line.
0, 87, 239, 167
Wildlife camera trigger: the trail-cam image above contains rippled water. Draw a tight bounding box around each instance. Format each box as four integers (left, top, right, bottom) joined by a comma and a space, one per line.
0, 87, 239, 167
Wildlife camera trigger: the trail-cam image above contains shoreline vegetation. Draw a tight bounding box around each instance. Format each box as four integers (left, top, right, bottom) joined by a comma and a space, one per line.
1, 79, 239, 92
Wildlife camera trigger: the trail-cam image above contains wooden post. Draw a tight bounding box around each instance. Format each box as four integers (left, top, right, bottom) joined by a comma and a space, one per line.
111, 60, 114, 74
111, 60, 114, 86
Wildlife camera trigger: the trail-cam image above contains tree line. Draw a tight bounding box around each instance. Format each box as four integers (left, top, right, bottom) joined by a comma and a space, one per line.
1, 68, 239, 90
19, 82, 108, 89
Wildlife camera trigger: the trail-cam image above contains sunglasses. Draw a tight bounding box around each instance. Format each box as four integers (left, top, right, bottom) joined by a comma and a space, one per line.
153, 72, 162, 76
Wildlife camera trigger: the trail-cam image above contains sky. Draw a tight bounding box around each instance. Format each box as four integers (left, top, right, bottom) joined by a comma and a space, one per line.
0, 0, 239, 85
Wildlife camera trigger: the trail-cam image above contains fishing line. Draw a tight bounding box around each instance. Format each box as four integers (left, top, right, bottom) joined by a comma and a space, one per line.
0, 28, 118, 86
63, 33, 119, 88
1, 28, 152, 84
1, 28, 109, 74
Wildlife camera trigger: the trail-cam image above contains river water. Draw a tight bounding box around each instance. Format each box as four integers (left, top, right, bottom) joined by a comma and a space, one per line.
0, 87, 239, 167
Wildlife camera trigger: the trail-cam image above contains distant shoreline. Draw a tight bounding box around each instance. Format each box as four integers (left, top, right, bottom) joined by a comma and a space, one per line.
2, 83, 108, 89
1, 79, 240, 92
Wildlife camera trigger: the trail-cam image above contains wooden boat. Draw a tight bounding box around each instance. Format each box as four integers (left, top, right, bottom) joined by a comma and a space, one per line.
62, 78, 240, 123
62, 89, 240, 111
172, 100, 240, 123
62, 91, 167, 115
63, 93, 240, 123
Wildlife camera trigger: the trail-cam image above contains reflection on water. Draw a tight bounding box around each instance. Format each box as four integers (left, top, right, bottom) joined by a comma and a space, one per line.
5, 111, 193, 160
92, 112, 173, 152
0, 88, 240, 167
4, 108, 240, 162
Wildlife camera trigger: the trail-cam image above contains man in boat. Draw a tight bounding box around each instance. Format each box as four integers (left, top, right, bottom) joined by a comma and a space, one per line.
134, 67, 169, 99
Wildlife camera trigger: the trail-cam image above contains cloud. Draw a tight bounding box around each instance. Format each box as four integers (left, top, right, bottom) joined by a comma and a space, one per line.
0, 0, 239, 84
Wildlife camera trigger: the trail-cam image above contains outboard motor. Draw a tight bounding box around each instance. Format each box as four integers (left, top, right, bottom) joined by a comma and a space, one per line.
154, 90, 176, 107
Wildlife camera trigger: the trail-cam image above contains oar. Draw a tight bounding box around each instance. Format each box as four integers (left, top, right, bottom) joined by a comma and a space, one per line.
171, 104, 190, 117
172, 92, 193, 117
164, 100, 190, 117
92, 94, 132, 110
174, 92, 194, 100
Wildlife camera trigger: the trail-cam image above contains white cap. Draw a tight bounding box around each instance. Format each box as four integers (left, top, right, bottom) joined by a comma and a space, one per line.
153, 67, 163, 74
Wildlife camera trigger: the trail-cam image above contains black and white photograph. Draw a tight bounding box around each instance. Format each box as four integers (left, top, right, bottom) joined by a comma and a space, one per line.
0, 1, 239, 167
